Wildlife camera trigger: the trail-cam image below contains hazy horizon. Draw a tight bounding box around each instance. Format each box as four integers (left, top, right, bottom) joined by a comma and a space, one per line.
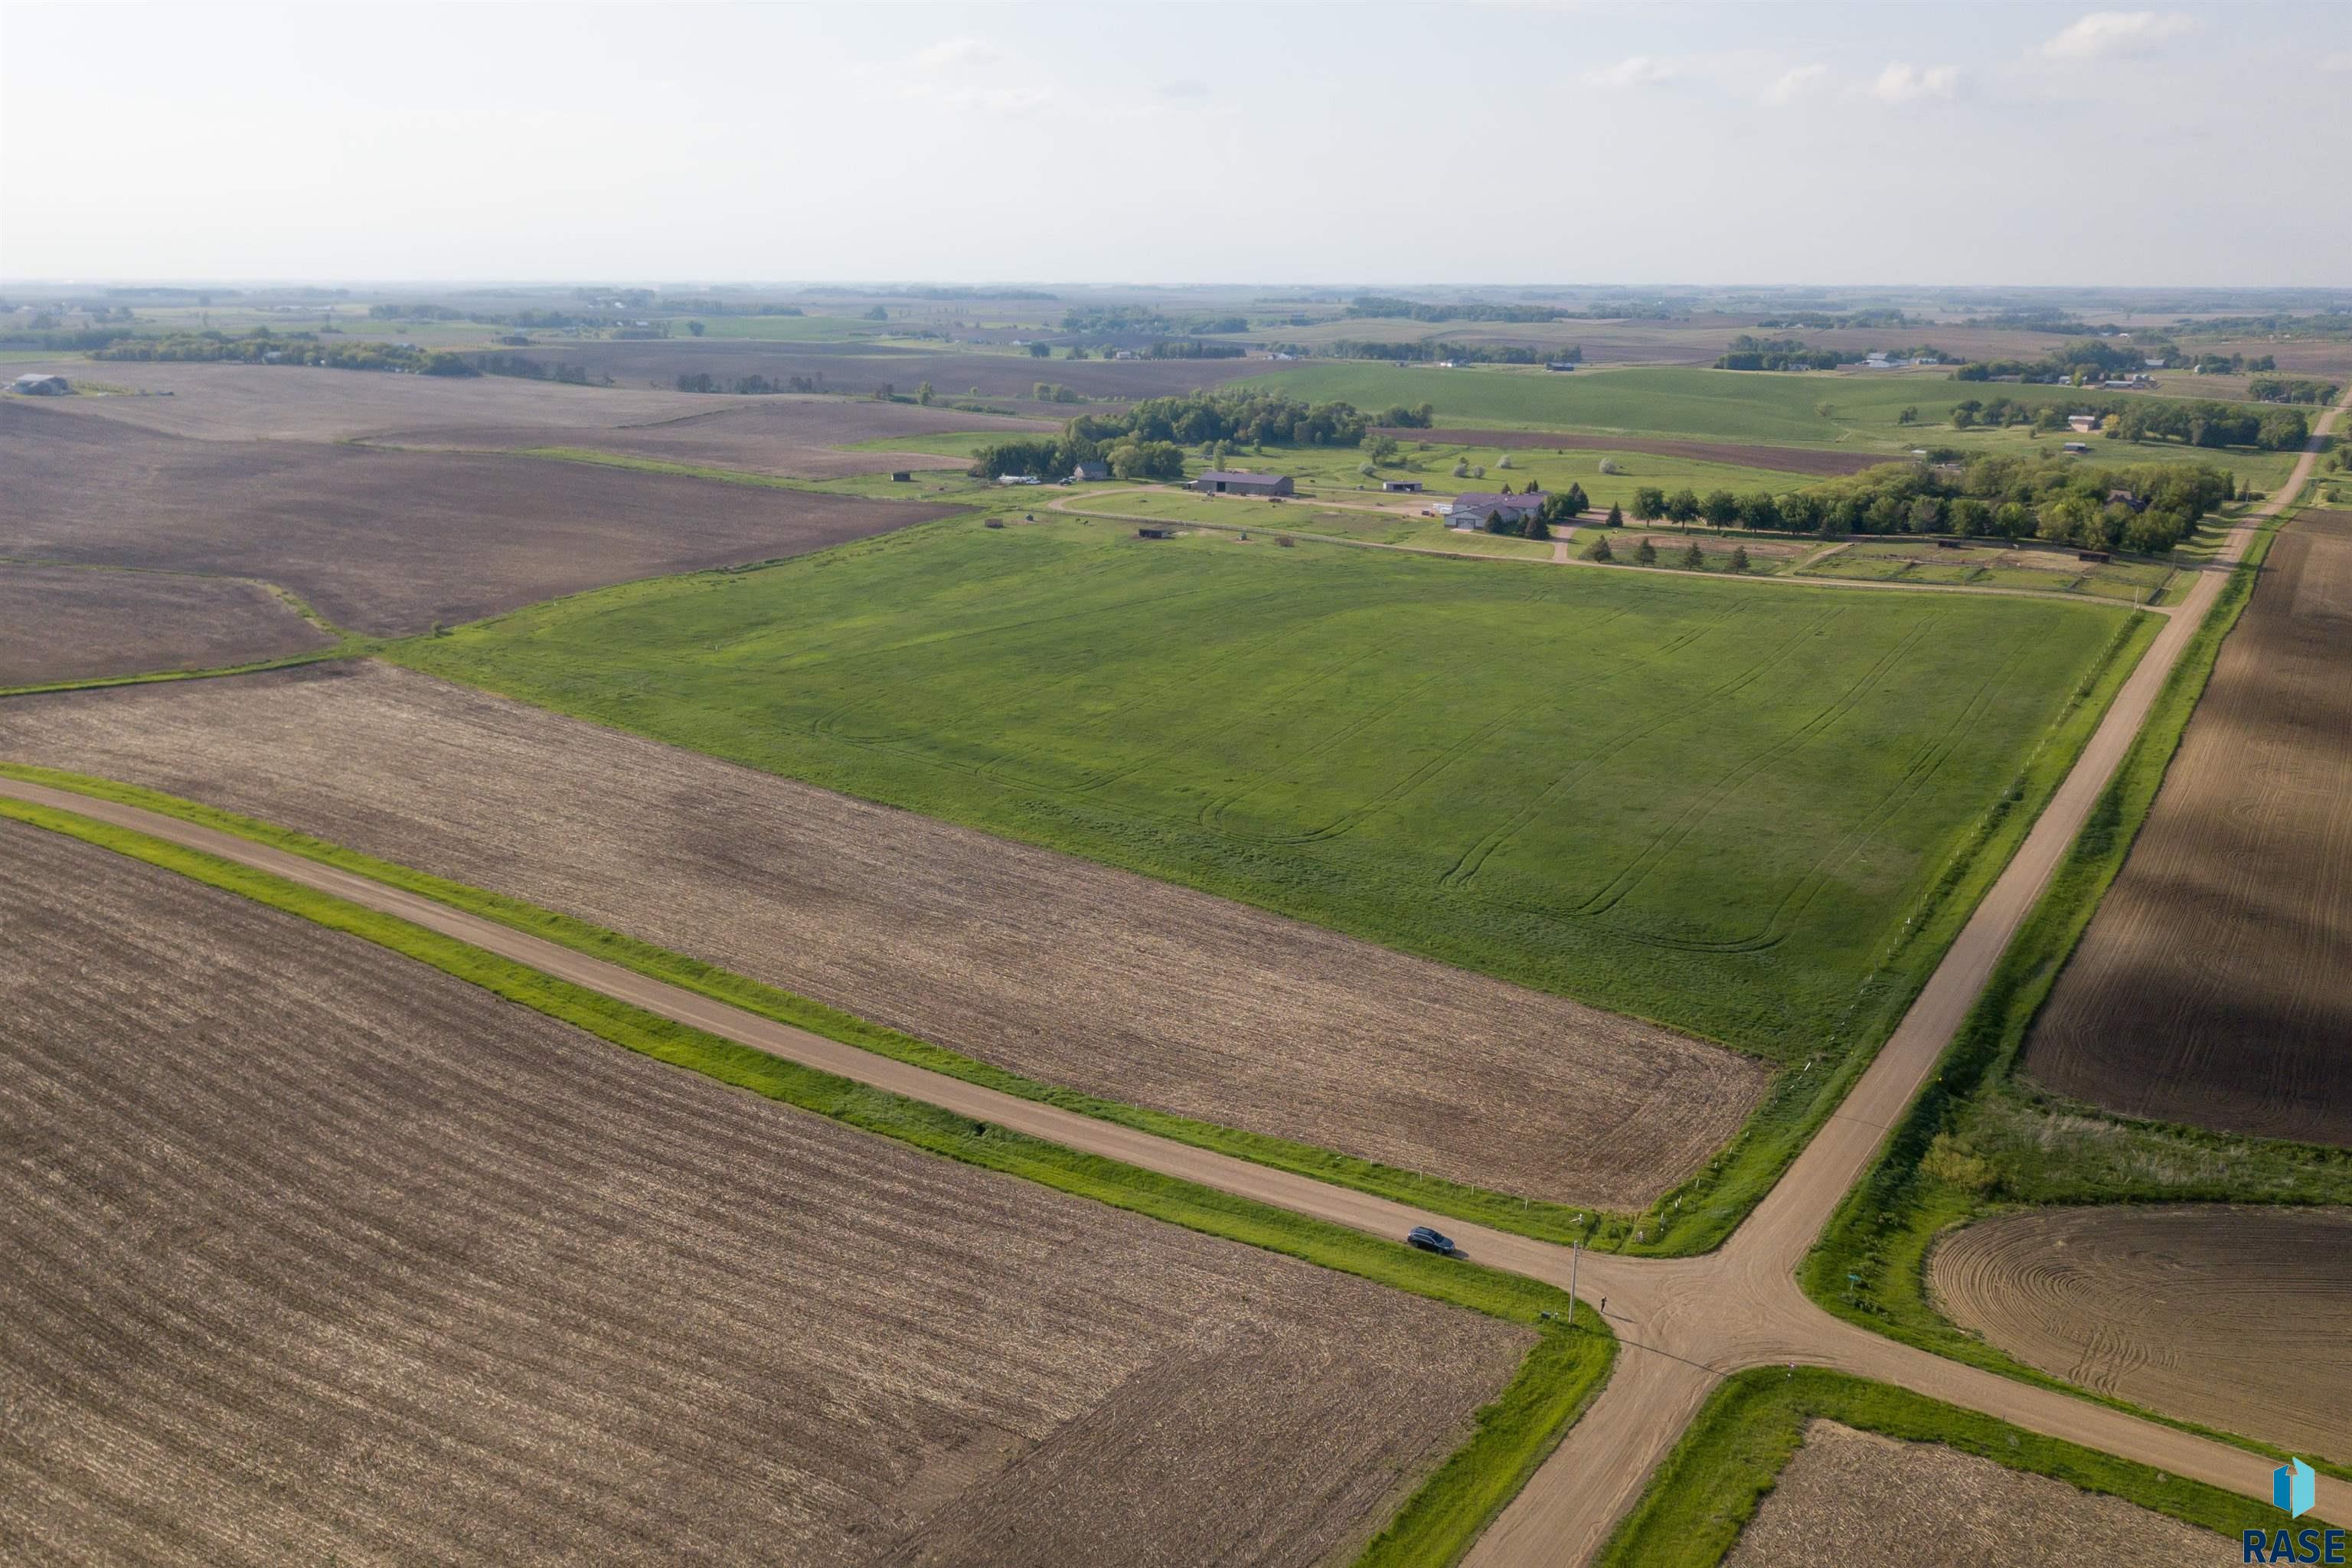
5, 0, 2350, 288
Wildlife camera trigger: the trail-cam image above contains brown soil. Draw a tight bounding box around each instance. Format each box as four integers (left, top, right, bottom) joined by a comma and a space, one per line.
1370, 427, 1891, 476
495, 339, 1269, 400
0, 563, 333, 685
2023, 508, 2352, 1144
0, 816, 1528, 1568
7, 358, 716, 443
1930, 1206, 2352, 1459
375, 397, 1058, 479
1721, 1421, 2221, 1567
0, 400, 956, 636
0, 660, 1767, 1208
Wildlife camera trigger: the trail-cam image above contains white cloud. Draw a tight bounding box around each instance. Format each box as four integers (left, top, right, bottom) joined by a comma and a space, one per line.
1762, 63, 1828, 107
2039, 11, 2197, 60
2322, 51, 2352, 73
1156, 79, 1210, 100
897, 37, 1049, 113
1869, 62, 1958, 103
911, 38, 1014, 72
1583, 54, 1676, 90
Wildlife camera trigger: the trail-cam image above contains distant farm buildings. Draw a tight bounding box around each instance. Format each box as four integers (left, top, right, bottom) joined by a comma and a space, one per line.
1070, 459, 1109, 482
1193, 470, 1293, 497
10, 373, 70, 396
1382, 479, 1424, 493
2068, 415, 2099, 433
1136, 526, 1177, 539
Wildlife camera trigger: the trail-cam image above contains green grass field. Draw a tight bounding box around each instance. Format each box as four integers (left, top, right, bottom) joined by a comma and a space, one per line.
1240, 362, 2305, 486
393, 514, 2132, 1064
1800, 538, 2179, 604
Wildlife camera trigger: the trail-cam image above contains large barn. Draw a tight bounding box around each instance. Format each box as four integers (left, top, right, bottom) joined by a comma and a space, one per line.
1192, 470, 1293, 497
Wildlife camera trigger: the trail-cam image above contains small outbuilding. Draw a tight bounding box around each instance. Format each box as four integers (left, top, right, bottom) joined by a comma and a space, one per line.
1070, 459, 1109, 482
890, 471, 913, 483
10, 373, 70, 396
1382, 479, 1424, 493
1192, 470, 1293, 497
2062, 441, 2092, 454
1137, 526, 1177, 539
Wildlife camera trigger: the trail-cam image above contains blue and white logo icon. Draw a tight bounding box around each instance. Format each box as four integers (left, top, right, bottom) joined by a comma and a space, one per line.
2275, 1456, 2316, 1520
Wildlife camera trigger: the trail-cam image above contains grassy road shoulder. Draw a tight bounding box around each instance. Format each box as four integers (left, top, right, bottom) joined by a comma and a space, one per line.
1595, 1367, 2279, 1568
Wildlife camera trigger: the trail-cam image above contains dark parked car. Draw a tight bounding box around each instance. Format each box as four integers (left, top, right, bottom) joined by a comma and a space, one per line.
1406, 1225, 1459, 1256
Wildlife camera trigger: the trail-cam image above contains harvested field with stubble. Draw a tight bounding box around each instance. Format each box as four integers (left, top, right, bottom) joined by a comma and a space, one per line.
0, 660, 1767, 1207
0, 563, 333, 685
374, 396, 1058, 478
2024, 508, 2352, 1145
1720, 1421, 2220, 1567
0, 817, 1530, 1568
0, 400, 956, 635
1368, 426, 1888, 477
1930, 1206, 2352, 1458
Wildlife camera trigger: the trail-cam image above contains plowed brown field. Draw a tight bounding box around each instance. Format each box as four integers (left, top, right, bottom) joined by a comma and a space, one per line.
0, 400, 954, 635
2024, 509, 2352, 1144
1720, 1421, 2220, 1566
1930, 1206, 2352, 1459
377, 397, 1057, 478
0, 563, 332, 685
0, 817, 1528, 1568
0, 660, 1767, 1207
1368, 426, 1888, 476
6, 358, 711, 442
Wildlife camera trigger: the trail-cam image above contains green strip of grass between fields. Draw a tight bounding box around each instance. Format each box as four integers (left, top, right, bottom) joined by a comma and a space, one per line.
1594, 1367, 2280, 1568
0, 645, 364, 701
0, 794, 1615, 1568
0, 760, 1651, 1247
1801, 498, 2352, 1480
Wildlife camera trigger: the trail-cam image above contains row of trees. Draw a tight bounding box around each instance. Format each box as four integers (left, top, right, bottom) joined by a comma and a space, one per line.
1080, 390, 1373, 449
672, 371, 821, 394
92, 330, 475, 376
965, 434, 1185, 482
1325, 339, 1567, 364
1619, 454, 2233, 556
1343, 296, 1567, 323
2108, 398, 2307, 450
2247, 376, 2340, 404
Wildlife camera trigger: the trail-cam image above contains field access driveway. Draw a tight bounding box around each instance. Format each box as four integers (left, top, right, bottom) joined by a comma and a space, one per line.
5, 390, 2342, 1564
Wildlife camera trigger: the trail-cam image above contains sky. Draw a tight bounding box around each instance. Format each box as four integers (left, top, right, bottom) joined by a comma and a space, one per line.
3, 0, 2348, 288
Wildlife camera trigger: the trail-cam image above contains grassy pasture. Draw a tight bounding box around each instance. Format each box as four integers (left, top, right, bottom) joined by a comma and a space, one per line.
1802, 538, 2179, 604
393, 515, 2132, 1070
1245, 362, 2307, 486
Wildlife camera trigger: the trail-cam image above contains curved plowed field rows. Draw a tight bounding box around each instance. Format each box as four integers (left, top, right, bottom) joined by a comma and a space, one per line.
0, 818, 1527, 1568
0, 563, 332, 686
1721, 1421, 2220, 1566
1929, 1206, 2352, 1459
0, 661, 1765, 1207
2024, 509, 2352, 1145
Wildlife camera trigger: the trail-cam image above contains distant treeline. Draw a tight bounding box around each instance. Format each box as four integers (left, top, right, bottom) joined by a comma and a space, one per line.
671, 371, 824, 394
810, 286, 1058, 301
1060, 306, 1249, 336
92, 330, 475, 375
1622, 455, 2233, 556
967, 390, 1383, 479
2248, 376, 2339, 404
1325, 340, 1577, 364
478, 353, 595, 385
1715, 335, 1862, 371
1949, 394, 2308, 449
1144, 340, 1247, 359
2171, 310, 2352, 338
1951, 337, 2180, 383
1343, 296, 1567, 323
1753, 309, 1911, 330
